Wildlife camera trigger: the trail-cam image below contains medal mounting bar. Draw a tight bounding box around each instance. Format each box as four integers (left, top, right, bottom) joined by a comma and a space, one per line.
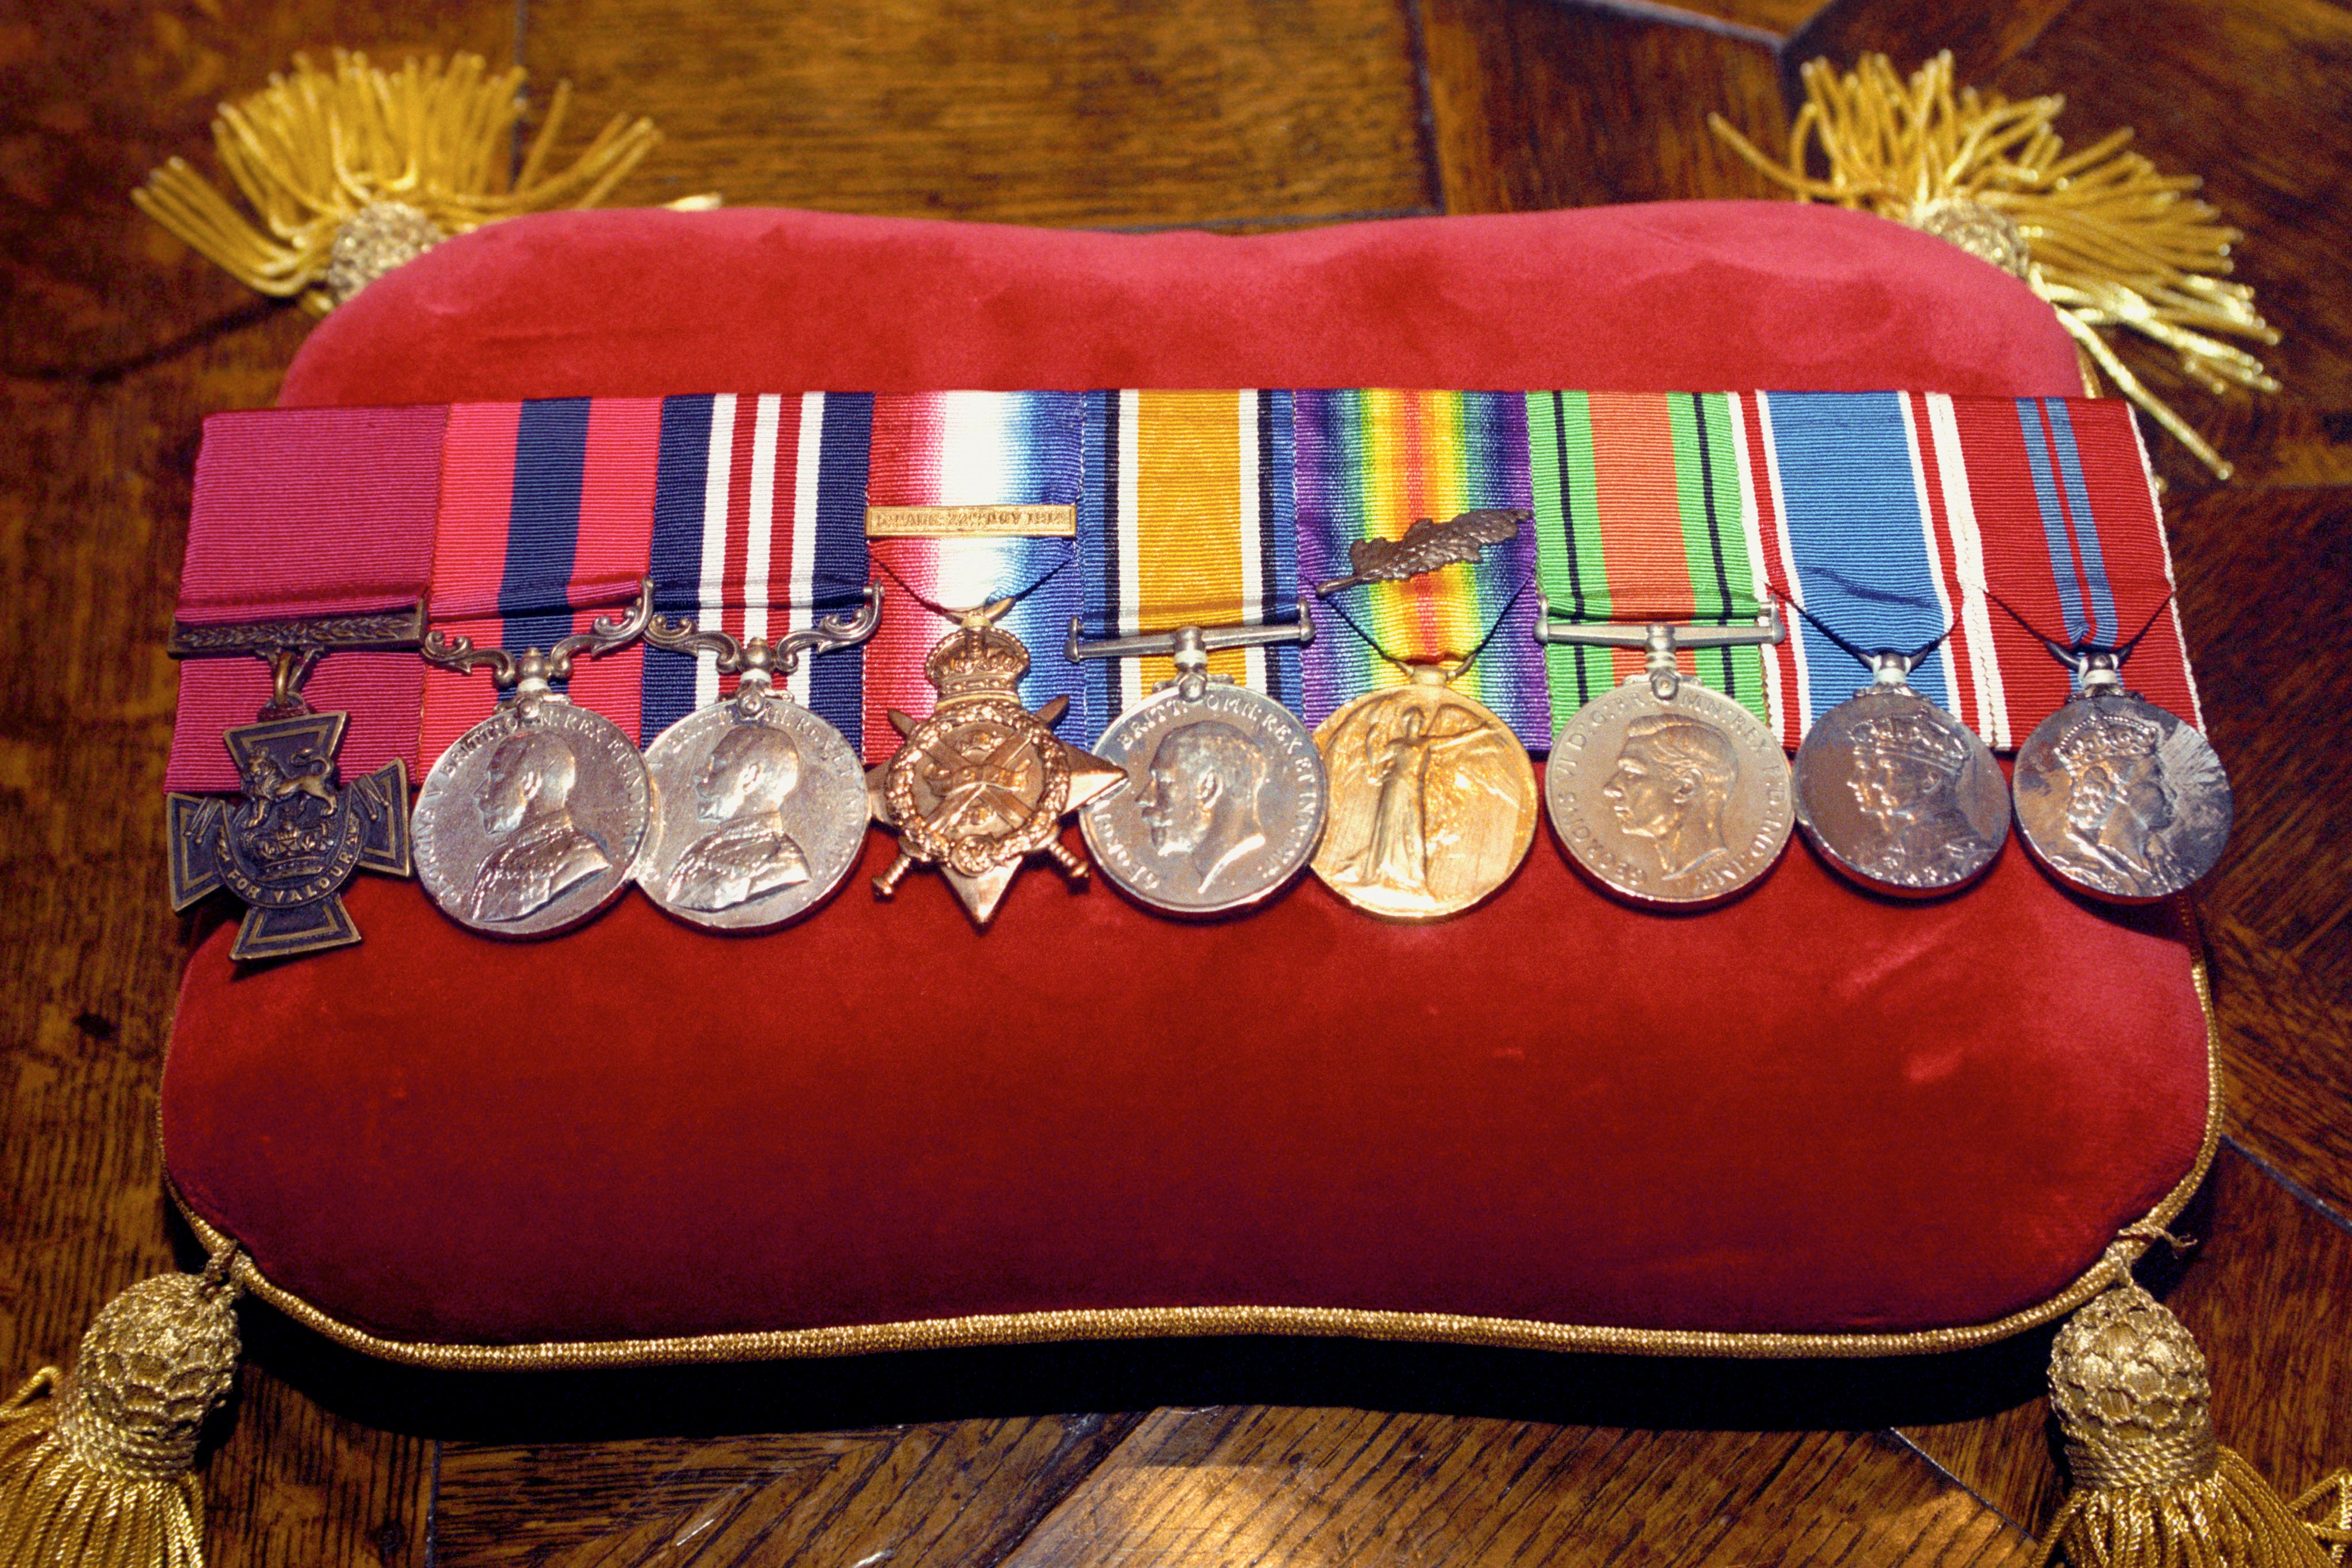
645, 587, 883, 705
1533, 597, 1785, 700
168, 601, 428, 721
421, 578, 657, 701
1066, 615, 1314, 700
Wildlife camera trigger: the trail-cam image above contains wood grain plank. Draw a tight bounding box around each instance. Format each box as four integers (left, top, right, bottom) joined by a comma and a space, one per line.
997, 1406, 2034, 1566
430, 1414, 1140, 1567
517, 0, 1434, 228
1422, 0, 1790, 213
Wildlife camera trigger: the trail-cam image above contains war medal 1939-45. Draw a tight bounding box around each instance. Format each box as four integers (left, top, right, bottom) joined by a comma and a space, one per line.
165, 609, 421, 962
1793, 650, 2010, 898
633, 590, 882, 932
2012, 646, 2231, 903
410, 586, 656, 939
869, 602, 1126, 927
1537, 607, 1794, 908
1066, 617, 1325, 917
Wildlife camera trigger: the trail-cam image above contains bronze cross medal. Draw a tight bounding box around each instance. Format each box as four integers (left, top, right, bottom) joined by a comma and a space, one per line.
166, 609, 422, 962
869, 604, 1124, 927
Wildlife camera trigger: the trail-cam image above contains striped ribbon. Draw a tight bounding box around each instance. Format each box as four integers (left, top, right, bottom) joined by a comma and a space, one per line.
1295, 390, 1547, 746
1076, 389, 1302, 727
165, 389, 2202, 796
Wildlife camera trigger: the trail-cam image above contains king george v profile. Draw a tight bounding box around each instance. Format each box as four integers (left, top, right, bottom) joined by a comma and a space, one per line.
1844, 710, 1996, 884
665, 723, 813, 912
1134, 719, 1270, 897
2044, 709, 2182, 886
1601, 712, 1738, 886
467, 729, 613, 923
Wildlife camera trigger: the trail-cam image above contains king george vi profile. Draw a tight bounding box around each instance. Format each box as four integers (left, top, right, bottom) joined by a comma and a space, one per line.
2044, 709, 2183, 886
1134, 719, 1270, 897
1844, 709, 1995, 884
666, 723, 813, 912
467, 729, 613, 923
1602, 712, 1738, 886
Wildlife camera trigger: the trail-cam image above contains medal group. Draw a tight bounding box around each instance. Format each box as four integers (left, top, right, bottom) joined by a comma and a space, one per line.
169, 516, 2231, 959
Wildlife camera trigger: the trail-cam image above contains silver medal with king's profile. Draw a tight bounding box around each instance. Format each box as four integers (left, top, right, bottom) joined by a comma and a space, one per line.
1793, 653, 2009, 897
1537, 609, 1794, 908
411, 589, 655, 938
1068, 619, 1325, 917
2011, 649, 2230, 903
636, 590, 881, 931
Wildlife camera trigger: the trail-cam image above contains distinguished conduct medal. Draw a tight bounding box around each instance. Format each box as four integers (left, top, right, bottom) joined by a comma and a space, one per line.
1537, 608, 1794, 909
165, 609, 421, 962
411, 585, 655, 939
1066, 617, 1326, 917
869, 603, 1125, 926
635, 590, 882, 932
1793, 651, 2009, 897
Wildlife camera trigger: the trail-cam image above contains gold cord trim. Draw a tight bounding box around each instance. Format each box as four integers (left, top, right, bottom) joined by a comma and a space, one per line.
169, 938, 2221, 1373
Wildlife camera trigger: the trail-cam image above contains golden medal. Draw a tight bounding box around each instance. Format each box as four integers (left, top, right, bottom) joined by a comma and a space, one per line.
868, 602, 1125, 927
1535, 606, 1794, 909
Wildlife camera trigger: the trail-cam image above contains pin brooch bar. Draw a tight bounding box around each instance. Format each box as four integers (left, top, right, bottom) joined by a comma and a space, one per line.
1065, 615, 1314, 667
167, 602, 428, 659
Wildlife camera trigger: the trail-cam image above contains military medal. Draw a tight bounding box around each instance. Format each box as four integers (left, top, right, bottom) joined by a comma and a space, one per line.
633, 590, 882, 931
1793, 650, 2009, 898
2013, 647, 2231, 902
165, 609, 422, 962
411, 587, 656, 938
1537, 608, 1794, 908
1066, 618, 1325, 917
869, 602, 1125, 926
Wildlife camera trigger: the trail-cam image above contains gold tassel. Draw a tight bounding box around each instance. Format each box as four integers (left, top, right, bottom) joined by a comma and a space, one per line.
133, 51, 715, 313
2033, 1252, 2352, 1566
1709, 52, 2278, 480
0, 1258, 241, 1568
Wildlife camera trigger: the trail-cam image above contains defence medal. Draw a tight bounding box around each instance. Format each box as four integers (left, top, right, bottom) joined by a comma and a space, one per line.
1309, 663, 1537, 921
869, 602, 1125, 926
2013, 647, 2231, 902
411, 586, 656, 938
1793, 651, 2010, 898
1537, 607, 1794, 908
633, 590, 883, 931
165, 609, 421, 962
1066, 617, 1325, 917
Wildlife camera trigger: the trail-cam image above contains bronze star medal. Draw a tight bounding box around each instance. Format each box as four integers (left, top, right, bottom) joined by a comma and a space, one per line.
869, 606, 1123, 926
165, 615, 421, 962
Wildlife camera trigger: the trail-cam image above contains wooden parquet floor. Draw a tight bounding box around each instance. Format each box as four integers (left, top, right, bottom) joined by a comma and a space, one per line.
5, 0, 2350, 1562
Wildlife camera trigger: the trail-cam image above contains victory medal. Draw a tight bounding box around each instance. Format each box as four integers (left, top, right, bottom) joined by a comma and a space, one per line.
411, 587, 656, 938
2013, 647, 2231, 902
869, 603, 1125, 926
635, 590, 882, 931
1793, 651, 2010, 897
166, 610, 420, 962
1538, 609, 1794, 908
1067, 618, 1326, 917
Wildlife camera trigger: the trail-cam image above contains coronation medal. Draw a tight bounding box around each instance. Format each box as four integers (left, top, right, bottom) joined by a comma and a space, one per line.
1066, 618, 1325, 917
1537, 608, 1794, 908
165, 609, 421, 962
1793, 649, 2009, 898
411, 586, 655, 938
634, 590, 882, 931
2013, 647, 2231, 902
869, 602, 1125, 927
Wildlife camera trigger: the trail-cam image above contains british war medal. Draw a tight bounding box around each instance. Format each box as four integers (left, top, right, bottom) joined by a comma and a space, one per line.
870, 603, 1125, 926
2013, 647, 2231, 902
1793, 650, 2009, 897
1067, 618, 1326, 917
1538, 609, 1794, 908
411, 585, 656, 938
636, 589, 883, 931
167, 609, 421, 961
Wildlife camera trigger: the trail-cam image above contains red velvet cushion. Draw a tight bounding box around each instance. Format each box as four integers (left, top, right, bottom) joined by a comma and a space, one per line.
163, 203, 2210, 1356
